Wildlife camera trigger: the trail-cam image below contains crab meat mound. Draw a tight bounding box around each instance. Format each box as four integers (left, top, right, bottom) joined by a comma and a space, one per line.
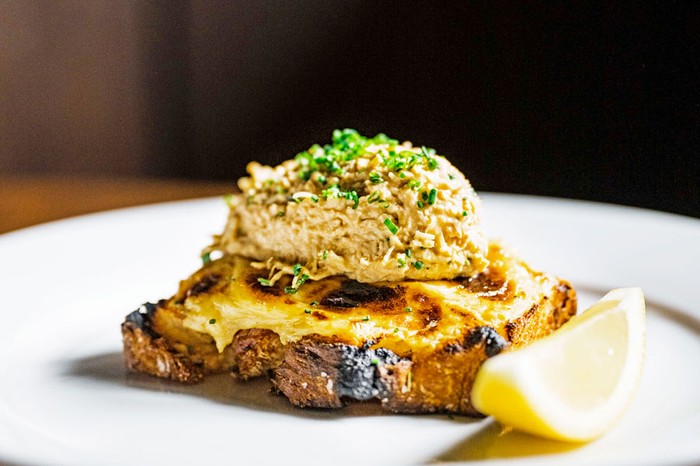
211, 129, 489, 284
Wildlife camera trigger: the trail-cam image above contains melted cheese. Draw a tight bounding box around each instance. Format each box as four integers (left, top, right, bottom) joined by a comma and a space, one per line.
179, 244, 558, 353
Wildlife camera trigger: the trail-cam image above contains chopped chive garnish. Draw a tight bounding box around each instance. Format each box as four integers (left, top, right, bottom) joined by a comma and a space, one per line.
367, 191, 381, 204
394, 327, 399, 333
284, 273, 311, 294
348, 190, 359, 209
382, 146, 438, 172
370, 357, 380, 365
369, 172, 383, 183
398, 257, 406, 267
427, 188, 437, 205
292, 263, 302, 276
209, 318, 216, 324
316, 174, 327, 185
421, 146, 439, 170
322, 250, 329, 260
462, 211, 468, 217
378, 200, 390, 209
417, 200, 424, 209
413, 261, 424, 270
321, 184, 359, 209
304, 309, 312, 314
399, 172, 406, 178
405, 306, 413, 312
311, 194, 319, 203
362, 316, 370, 322
276, 211, 286, 217
201, 252, 212, 265
295, 137, 349, 179
310, 301, 319, 306
407, 179, 422, 190
384, 218, 399, 235
405, 248, 412, 258
257, 278, 272, 286
421, 191, 429, 201
286, 273, 310, 293
448, 174, 455, 180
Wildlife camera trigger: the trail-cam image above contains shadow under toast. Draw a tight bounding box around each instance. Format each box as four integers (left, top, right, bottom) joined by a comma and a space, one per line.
63, 351, 473, 421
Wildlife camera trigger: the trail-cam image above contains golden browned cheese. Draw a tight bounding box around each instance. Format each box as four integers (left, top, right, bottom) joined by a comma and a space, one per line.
179, 243, 566, 355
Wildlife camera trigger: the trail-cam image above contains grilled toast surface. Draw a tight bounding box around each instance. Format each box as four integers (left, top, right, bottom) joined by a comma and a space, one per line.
122, 243, 576, 414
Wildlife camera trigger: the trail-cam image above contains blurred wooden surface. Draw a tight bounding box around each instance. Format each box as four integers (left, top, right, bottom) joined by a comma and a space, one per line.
0, 176, 233, 234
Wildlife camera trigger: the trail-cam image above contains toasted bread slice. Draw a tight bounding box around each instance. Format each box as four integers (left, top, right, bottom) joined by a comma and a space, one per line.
122, 243, 576, 415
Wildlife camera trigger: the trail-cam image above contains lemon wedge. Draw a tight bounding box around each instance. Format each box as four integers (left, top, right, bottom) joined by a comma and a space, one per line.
471, 288, 646, 442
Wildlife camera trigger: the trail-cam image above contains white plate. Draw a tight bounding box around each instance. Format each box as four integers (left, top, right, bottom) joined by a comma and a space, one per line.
0, 194, 699, 466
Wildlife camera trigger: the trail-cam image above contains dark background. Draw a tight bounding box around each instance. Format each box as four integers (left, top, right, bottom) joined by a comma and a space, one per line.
2, 1, 699, 217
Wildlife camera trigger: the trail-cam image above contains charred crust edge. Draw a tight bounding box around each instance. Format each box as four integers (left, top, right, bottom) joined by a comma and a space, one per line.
336, 344, 403, 400
123, 302, 160, 338
464, 326, 509, 357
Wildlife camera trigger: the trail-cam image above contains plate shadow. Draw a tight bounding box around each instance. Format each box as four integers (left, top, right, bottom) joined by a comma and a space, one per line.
63, 351, 477, 422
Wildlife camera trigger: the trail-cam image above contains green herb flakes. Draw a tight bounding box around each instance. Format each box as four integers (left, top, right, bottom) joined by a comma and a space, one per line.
286, 273, 310, 294
284, 272, 309, 294
427, 188, 437, 205
321, 184, 359, 209
384, 218, 399, 235
407, 179, 422, 190
209, 318, 216, 324
369, 172, 383, 183
421, 146, 439, 170
293, 129, 399, 182
367, 191, 381, 204
257, 278, 272, 286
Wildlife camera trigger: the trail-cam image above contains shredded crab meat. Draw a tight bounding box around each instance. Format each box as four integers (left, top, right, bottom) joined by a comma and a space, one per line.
211, 129, 489, 284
